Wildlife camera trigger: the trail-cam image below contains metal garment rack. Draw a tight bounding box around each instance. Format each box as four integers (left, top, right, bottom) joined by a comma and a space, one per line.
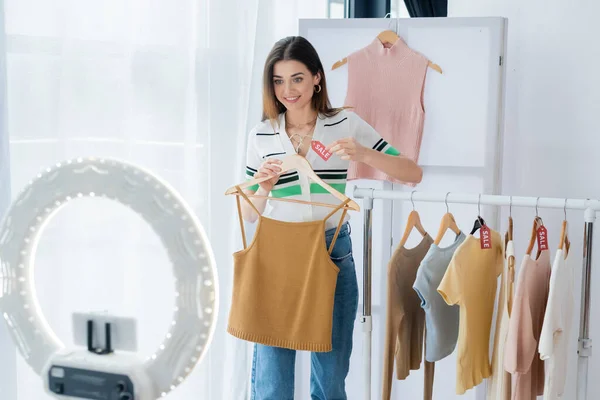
353, 188, 600, 400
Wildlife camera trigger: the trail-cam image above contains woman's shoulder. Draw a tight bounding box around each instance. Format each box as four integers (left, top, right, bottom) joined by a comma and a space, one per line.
322, 108, 366, 123
320, 108, 366, 136
248, 115, 281, 137
320, 108, 355, 126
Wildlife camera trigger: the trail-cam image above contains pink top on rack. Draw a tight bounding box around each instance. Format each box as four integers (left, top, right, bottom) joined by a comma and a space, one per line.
344, 37, 429, 186
504, 250, 551, 400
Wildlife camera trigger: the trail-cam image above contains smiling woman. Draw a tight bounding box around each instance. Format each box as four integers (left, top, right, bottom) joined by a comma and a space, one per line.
273, 66, 315, 107
233, 36, 423, 400
261, 37, 340, 125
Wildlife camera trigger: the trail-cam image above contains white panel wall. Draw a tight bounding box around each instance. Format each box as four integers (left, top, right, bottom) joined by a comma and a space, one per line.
300, 17, 507, 400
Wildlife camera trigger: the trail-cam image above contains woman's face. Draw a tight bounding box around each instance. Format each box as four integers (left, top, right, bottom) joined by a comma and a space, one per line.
272, 59, 320, 113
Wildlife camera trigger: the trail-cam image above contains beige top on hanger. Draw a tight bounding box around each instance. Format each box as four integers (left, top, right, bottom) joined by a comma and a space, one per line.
332, 30, 443, 74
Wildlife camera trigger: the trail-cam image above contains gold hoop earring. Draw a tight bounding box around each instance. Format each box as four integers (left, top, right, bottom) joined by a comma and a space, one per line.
314, 84, 321, 93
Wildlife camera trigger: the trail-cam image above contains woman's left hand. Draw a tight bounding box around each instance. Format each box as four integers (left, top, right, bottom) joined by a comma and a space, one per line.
326, 137, 368, 162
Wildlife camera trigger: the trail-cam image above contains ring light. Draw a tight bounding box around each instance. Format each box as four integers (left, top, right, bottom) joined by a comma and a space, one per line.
0, 157, 218, 399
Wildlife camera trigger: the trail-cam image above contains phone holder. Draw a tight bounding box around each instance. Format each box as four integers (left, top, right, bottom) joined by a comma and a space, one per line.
87, 320, 113, 355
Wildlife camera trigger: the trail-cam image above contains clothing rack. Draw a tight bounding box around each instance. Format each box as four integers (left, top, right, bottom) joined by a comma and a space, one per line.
352, 188, 600, 400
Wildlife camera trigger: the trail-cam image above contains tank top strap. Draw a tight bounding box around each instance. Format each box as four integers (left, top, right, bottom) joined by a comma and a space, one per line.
235, 186, 260, 249
324, 198, 351, 255
236, 186, 260, 214
323, 198, 351, 221
327, 208, 349, 255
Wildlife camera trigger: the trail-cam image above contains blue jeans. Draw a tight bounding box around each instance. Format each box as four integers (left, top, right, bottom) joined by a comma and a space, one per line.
250, 223, 359, 400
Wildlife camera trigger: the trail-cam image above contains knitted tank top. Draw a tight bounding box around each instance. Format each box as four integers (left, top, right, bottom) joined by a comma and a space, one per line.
344, 37, 429, 185
227, 188, 350, 351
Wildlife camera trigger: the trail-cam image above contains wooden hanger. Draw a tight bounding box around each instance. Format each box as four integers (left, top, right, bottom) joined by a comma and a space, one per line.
331, 30, 443, 73
558, 199, 571, 255
434, 193, 461, 245
398, 191, 427, 248
224, 154, 360, 211
526, 198, 548, 258
505, 196, 514, 246
506, 216, 513, 244
377, 29, 401, 45
505, 197, 515, 314
559, 220, 571, 256
525, 216, 544, 256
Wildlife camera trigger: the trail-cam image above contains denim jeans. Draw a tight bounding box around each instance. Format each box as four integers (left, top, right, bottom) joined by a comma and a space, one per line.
250, 222, 359, 400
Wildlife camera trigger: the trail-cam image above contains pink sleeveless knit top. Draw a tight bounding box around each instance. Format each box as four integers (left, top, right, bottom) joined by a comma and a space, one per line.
344, 38, 429, 185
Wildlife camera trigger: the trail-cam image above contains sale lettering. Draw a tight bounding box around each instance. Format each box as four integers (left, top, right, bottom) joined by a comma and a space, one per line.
537, 225, 548, 251
311, 140, 332, 161
480, 225, 492, 249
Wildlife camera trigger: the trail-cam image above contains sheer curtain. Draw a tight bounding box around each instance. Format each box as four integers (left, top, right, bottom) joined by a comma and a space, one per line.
1, 0, 331, 399
0, 2, 17, 399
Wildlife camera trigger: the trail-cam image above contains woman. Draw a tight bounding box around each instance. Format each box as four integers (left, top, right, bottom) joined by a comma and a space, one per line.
240, 36, 422, 400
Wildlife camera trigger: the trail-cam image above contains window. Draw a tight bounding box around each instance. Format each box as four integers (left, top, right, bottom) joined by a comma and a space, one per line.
328, 0, 347, 18
391, 0, 410, 17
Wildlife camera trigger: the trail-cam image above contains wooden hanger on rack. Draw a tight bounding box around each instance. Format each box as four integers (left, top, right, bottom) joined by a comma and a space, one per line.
558, 198, 571, 256
331, 29, 443, 73
526, 197, 553, 259
506, 197, 514, 245
525, 197, 546, 259
506, 216, 513, 244
224, 154, 360, 211
525, 216, 544, 257
398, 191, 427, 248
506, 196, 515, 314
434, 192, 461, 245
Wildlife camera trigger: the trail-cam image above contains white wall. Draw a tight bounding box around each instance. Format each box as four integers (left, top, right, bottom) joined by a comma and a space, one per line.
450, 1, 600, 398
299, 17, 507, 399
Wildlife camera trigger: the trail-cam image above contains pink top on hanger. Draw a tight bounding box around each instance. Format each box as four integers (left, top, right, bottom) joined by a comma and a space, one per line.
504, 250, 552, 400
344, 37, 430, 186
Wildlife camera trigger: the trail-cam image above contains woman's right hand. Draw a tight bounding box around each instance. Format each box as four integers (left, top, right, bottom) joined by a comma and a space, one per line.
254, 158, 282, 192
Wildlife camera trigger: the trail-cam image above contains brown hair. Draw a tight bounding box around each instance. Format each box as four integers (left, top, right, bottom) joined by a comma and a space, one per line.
261, 36, 344, 126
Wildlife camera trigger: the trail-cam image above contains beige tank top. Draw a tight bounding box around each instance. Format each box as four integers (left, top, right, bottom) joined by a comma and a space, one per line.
227, 187, 350, 352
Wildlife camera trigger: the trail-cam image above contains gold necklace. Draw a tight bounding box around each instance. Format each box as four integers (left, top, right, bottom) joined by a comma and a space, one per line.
286, 114, 317, 153
285, 115, 317, 129
288, 126, 316, 153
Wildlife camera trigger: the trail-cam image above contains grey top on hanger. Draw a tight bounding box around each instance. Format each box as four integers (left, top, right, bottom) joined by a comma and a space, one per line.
413, 231, 466, 362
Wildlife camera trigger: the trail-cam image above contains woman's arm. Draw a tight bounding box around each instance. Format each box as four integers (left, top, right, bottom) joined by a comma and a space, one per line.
326, 137, 423, 184
240, 187, 270, 223
239, 158, 282, 223
360, 147, 423, 183
240, 125, 281, 222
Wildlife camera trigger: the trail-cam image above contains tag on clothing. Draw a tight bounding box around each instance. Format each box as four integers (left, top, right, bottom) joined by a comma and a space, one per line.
537, 225, 549, 251
311, 140, 332, 161
480, 225, 492, 249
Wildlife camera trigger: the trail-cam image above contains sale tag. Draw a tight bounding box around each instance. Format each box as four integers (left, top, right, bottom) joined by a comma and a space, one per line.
480, 224, 492, 250
311, 140, 332, 161
537, 225, 548, 251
